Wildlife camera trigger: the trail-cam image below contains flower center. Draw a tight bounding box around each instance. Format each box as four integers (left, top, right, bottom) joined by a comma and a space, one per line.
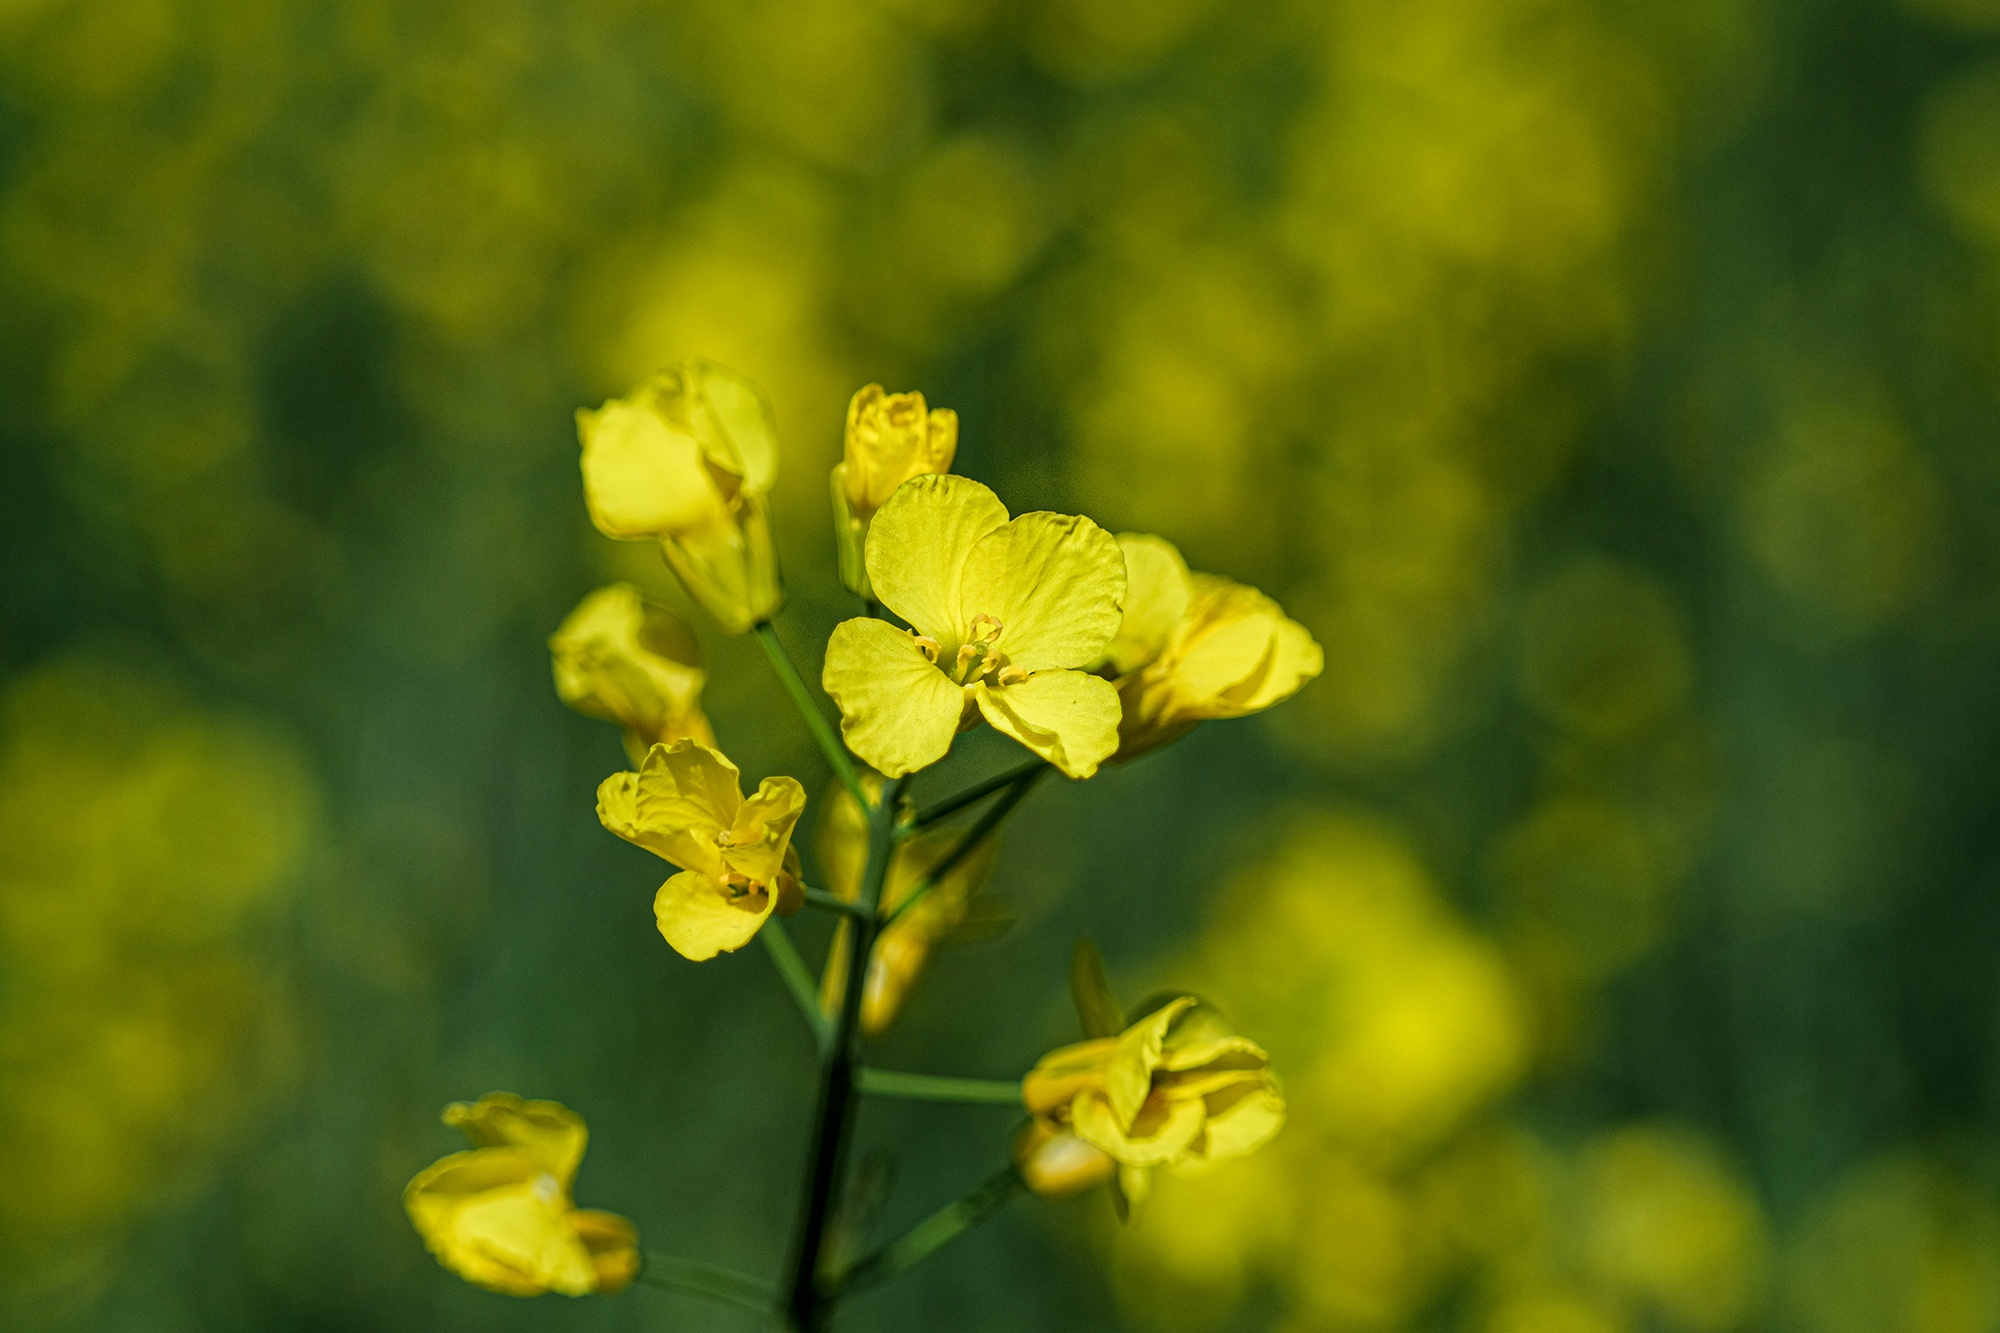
947, 615, 1029, 687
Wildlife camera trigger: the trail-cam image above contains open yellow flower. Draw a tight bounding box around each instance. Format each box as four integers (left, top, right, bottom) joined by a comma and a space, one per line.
812, 776, 999, 1035
549, 583, 716, 764
597, 739, 806, 960
831, 384, 959, 600
405, 1093, 638, 1297
1106, 533, 1323, 761
577, 359, 783, 633
1017, 997, 1285, 1209
822, 474, 1126, 779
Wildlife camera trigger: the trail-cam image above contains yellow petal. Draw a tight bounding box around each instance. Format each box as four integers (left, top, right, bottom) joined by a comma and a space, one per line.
843, 384, 959, 518
1103, 534, 1191, 675
823, 617, 969, 777
1022, 1037, 1117, 1114
570, 1209, 641, 1293
654, 868, 776, 961
958, 511, 1125, 672
720, 775, 807, 888
577, 400, 723, 539
451, 1181, 599, 1297
1104, 997, 1199, 1127
1012, 1118, 1117, 1200
1227, 614, 1323, 713
442, 1094, 589, 1184
1157, 1034, 1270, 1074
549, 584, 709, 747
628, 739, 744, 875
973, 670, 1120, 779
1190, 1079, 1285, 1163
1073, 1087, 1207, 1166
684, 359, 778, 494
864, 474, 1009, 643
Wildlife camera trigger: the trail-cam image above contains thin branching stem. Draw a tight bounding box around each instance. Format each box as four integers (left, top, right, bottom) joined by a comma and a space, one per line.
801, 886, 869, 920
857, 1068, 1023, 1104
909, 758, 1049, 831
883, 767, 1046, 927
754, 620, 870, 813
637, 1253, 775, 1314
835, 1166, 1026, 1296
761, 922, 830, 1048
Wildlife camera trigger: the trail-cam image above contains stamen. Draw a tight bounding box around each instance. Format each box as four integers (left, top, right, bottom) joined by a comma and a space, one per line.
908, 632, 941, 664
996, 665, 1029, 687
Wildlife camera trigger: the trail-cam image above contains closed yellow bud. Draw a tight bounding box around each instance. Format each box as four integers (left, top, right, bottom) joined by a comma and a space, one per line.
1012, 1117, 1117, 1200
549, 584, 716, 764
577, 360, 784, 633
830, 384, 959, 600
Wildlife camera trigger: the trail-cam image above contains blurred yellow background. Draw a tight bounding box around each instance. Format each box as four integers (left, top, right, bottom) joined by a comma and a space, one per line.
4, 0, 2000, 1329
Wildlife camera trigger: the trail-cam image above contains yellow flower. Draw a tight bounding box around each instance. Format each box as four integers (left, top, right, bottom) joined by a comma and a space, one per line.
822, 474, 1126, 779
1106, 533, 1323, 761
576, 359, 783, 633
405, 1093, 638, 1297
831, 384, 959, 600
549, 583, 716, 764
1018, 998, 1285, 1208
597, 739, 806, 961
812, 777, 998, 1035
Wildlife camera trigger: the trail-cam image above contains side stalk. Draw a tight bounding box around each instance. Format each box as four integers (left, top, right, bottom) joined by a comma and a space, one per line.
784, 773, 907, 1330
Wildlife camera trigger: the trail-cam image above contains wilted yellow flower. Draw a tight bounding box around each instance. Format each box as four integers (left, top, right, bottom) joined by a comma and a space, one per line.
405, 1093, 638, 1298
577, 359, 783, 633
596, 739, 806, 961
822, 474, 1126, 778
831, 384, 960, 599
813, 777, 998, 1035
1019, 997, 1285, 1208
1106, 533, 1322, 760
549, 583, 716, 764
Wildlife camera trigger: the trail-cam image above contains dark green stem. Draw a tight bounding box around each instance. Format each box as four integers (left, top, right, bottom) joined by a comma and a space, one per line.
835, 1166, 1026, 1296
784, 773, 906, 1331
761, 922, 830, 1048
883, 767, 1046, 927
754, 620, 870, 813
802, 886, 870, 920
909, 759, 1049, 830
857, 1068, 1023, 1104
636, 1253, 775, 1314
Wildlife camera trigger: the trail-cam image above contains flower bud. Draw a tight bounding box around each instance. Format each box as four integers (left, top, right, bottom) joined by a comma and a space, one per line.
549, 583, 716, 765
577, 360, 784, 633
830, 384, 958, 600
1012, 1117, 1117, 1200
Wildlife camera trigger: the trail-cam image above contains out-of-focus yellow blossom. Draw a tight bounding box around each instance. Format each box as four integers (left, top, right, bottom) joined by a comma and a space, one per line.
1019, 996, 1285, 1209
822, 474, 1126, 778
596, 739, 805, 961
831, 384, 959, 600
548, 583, 716, 765
1104, 533, 1322, 761
404, 1093, 637, 1298
812, 776, 998, 1035
576, 359, 784, 634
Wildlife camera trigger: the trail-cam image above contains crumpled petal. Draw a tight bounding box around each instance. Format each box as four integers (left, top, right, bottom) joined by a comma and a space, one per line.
721, 775, 807, 888
974, 670, 1121, 779
450, 1183, 600, 1297
654, 868, 777, 961
958, 511, 1126, 673
1103, 997, 1198, 1127
1103, 534, 1191, 674
443, 1093, 587, 1185
1184, 1079, 1286, 1165
1021, 1037, 1118, 1115
1073, 1087, 1207, 1166
865, 474, 1009, 644
601, 740, 740, 877
569, 1209, 641, 1294
824, 617, 970, 777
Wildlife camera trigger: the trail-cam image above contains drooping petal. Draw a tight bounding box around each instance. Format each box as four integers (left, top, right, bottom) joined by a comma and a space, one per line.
1103, 997, 1198, 1127
973, 670, 1121, 780
1103, 534, 1191, 675
443, 1093, 588, 1184
577, 400, 725, 539
824, 617, 969, 777
569, 1209, 641, 1293
654, 869, 776, 961
721, 775, 806, 887
1224, 615, 1323, 714
1021, 1037, 1118, 1115
1189, 1079, 1286, 1163
1157, 1034, 1271, 1073
958, 511, 1126, 672
625, 740, 744, 876
1073, 1087, 1207, 1166
450, 1182, 600, 1297
864, 474, 1009, 643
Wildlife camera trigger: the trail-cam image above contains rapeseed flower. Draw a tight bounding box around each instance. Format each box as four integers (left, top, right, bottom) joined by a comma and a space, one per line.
832, 384, 959, 600
1105, 534, 1322, 761
577, 359, 783, 633
597, 739, 806, 960
549, 583, 715, 764
405, 1093, 638, 1297
822, 475, 1125, 778
813, 777, 998, 1035
1018, 997, 1285, 1209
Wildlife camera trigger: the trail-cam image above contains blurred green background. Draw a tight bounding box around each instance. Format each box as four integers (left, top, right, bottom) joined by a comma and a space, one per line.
5, 0, 2000, 1329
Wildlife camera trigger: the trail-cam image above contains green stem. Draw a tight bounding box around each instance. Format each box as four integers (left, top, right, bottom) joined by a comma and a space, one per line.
636, 1253, 775, 1315
754, 620, 870, 813
857, 1068, 1023, 1104
909, 759, 1049, 830
883, 767, 1046, 927
784, 773, 906, 1331
761, 921, 830, 1048
835, 1166, 1026, 1296
802, 886, 869, 920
